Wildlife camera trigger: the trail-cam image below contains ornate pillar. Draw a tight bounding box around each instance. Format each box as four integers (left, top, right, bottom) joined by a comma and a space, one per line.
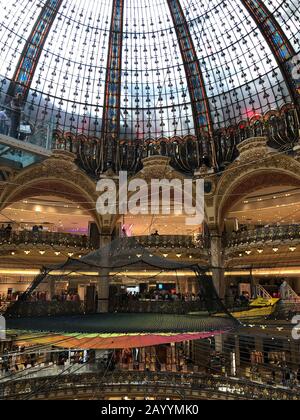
166, 0, 217, 167
214, 335, 224, 353
255, 336, 264, 354
101, 0, 125, 170
235, 335, 241, 373
97, 228, 113, 313
97, 271, 110, 314
48, 276, 56, 301
7, 0, 63, 102
210, 229, 225, 300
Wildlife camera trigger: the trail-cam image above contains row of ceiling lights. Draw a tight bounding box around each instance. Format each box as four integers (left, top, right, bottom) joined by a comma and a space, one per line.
10, 251, 81, 258
239, 247, 297, 257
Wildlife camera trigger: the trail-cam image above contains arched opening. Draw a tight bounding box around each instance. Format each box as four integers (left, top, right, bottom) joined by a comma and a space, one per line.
221, 171, 300, 302
0, 177, 101, 307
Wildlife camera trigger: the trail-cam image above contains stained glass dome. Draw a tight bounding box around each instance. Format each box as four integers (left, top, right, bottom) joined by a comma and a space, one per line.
0, 0, 299, 171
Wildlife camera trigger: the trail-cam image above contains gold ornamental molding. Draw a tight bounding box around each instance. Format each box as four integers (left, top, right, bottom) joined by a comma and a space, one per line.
139, 156, 187, 183
213, 137, 300, 227
0, 150, 102, 229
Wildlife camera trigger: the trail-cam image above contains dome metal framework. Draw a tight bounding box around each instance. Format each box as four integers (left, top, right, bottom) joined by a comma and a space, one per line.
0, 0, 299, 174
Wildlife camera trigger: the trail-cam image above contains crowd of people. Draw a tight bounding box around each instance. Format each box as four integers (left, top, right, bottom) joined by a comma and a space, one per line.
0, 224, 13, 240
51, 291, 81, 303
0, 94, 28, 140
0, 224, 45, 240
0, 347, 96, 375
0, 291, 49, 305
118, 290, 203, 303
0, 109, 10, 136
0, 290, 82, 305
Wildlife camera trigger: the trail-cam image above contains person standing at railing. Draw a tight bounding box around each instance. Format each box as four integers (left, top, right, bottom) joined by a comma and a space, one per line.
0, 109, 9, 135
0, 225, 5, 239
10, 93, 23, 139
4, 224, 12, 240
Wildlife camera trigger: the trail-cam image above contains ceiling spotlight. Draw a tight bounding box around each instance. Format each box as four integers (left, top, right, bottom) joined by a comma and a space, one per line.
176, 254, 182, 258
68, 253, 74, 257
289, 247, 296, 252
273, 248, 279, 253
39, 251, 46, 255
163, 254, 168, 258
24, 251, 31, 255
55, 252, 61, 256
245, 251, 252, 255
257, 249, 263, 254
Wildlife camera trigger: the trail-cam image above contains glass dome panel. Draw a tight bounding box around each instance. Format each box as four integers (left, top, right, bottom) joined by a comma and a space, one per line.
0, 0, 298, 141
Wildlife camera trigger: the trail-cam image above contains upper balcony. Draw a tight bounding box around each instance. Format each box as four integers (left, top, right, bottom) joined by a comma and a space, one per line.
134, 235, 208, 261
0, 232, 207, 262
225, 225, 300, 262
0, 231, 93, 253
227, 225, 300, 248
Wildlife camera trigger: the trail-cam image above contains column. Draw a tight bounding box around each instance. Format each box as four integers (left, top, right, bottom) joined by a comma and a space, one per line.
210, 229, 225, 299
235, 335, 241, 373
255, 336, 264, 354
215, 335, 224, 353
97, 229, 112, 313
97, 269, 110, 314
48, 276, 55, 301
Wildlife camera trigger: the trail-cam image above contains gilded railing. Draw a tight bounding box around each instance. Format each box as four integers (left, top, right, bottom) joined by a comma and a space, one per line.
135, 235, 205, 250
0, 231, 92, 250
227, 225, 300, 248
0, 370, 299, 400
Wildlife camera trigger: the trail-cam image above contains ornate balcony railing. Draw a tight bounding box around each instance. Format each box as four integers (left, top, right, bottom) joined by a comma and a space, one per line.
0, 89, 299, 175
135, 235, 206, 251
1, 370, 299, 400
109, 299, 206, 315
3, 301, 85, 318
226, 225, 300, 249
0, 231, 93, 250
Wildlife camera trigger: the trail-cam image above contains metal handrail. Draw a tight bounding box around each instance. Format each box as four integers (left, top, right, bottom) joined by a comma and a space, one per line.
1, 370, 299, 400
227, 224, 300, 248
0, 231, 92, 250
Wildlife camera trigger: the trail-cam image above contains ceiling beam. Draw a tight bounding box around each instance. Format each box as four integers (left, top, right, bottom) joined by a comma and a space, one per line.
101, 0, 125, 169
166, 0, 217, 167
240, 0, 300, 115
6, 0, 63, 103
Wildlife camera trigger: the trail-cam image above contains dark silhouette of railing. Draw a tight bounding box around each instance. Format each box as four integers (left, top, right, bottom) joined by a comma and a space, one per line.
109, 298, 206, 315
0, 231, 92, 250
1, 90, 299, 175
227, 224, 300, 248
135, 235, 205, 250
1, 370, 299, 400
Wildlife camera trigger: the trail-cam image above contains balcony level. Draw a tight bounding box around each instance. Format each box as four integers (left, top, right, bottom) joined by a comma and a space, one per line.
134, 235, 207, 261
0, 231, 93, 259
0, 232, 207, 266
225, 224, 300, 265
